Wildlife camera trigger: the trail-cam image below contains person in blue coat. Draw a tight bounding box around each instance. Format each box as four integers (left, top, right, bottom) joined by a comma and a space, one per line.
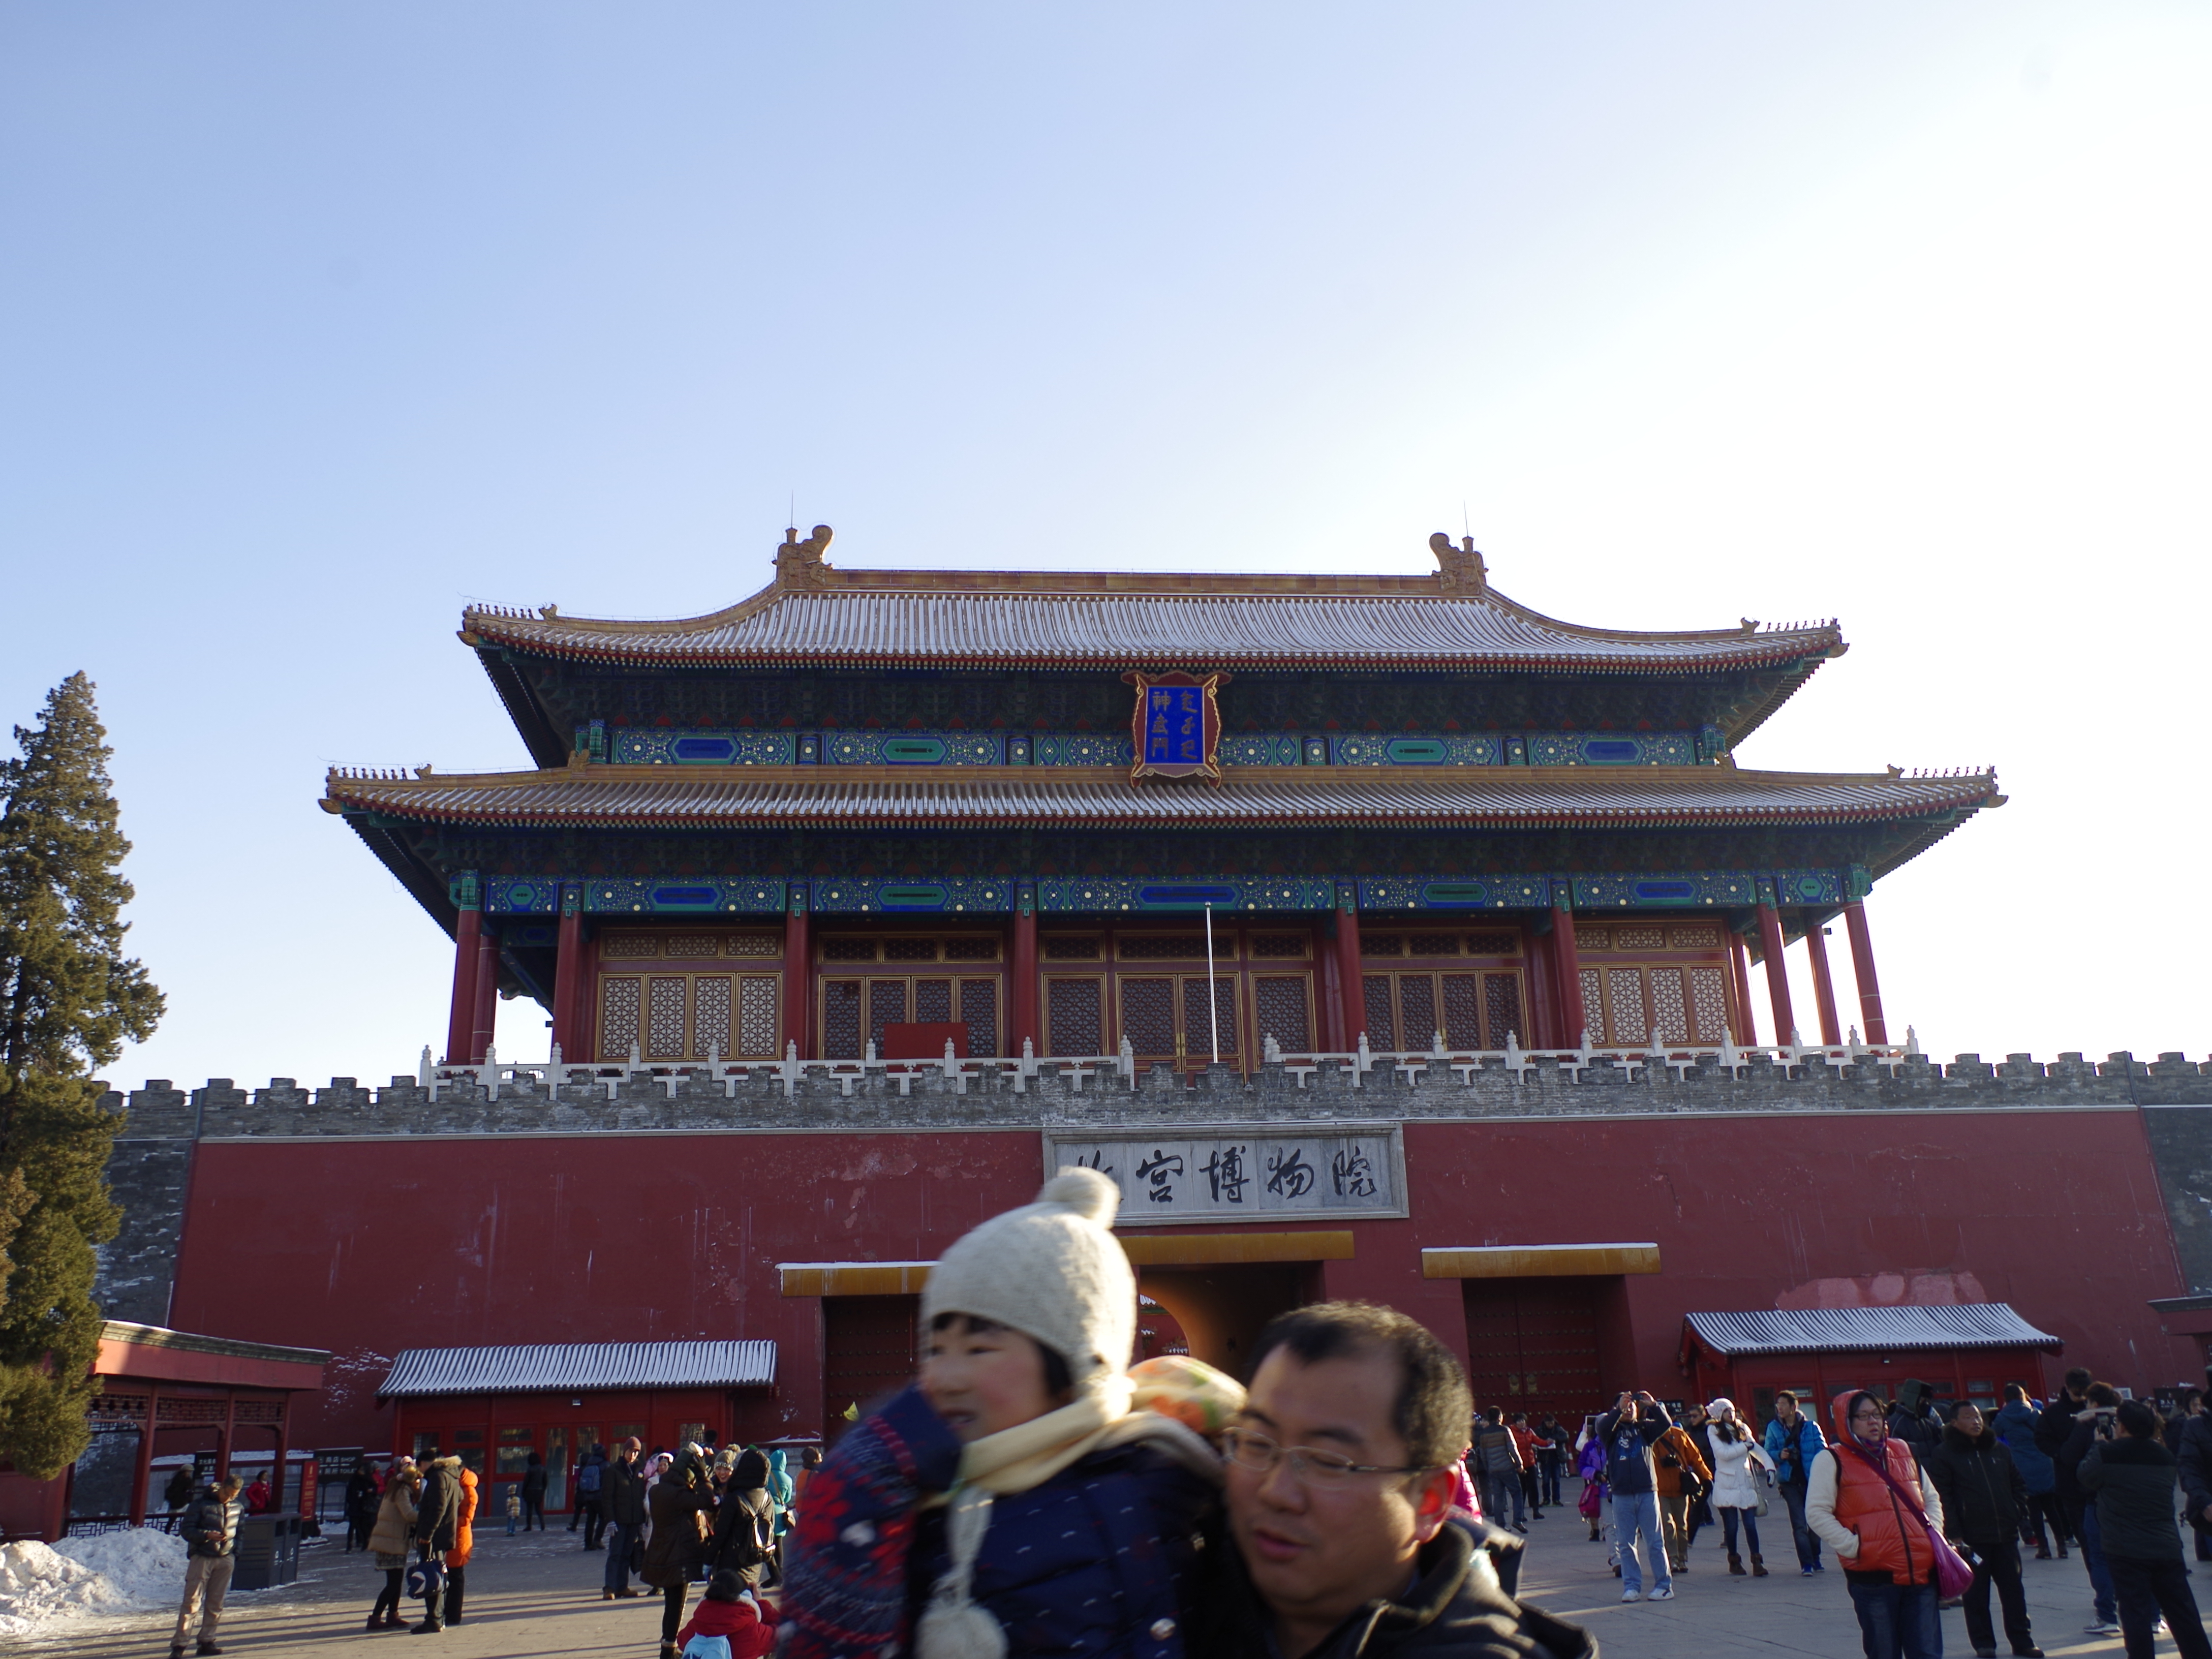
1994, 1384, 2064, 1559
780, 1169, 1222, 1659
1763, 1390, 1829, 1575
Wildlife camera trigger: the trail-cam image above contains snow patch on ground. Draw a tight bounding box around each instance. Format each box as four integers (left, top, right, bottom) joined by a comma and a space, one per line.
0, 1529, 186, 1635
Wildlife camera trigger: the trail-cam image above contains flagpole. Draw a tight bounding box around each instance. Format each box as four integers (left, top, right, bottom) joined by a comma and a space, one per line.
1204, 903, 1221, 1065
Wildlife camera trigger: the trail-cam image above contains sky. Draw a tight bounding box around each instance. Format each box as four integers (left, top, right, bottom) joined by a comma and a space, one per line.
2, 3, 2206, 1091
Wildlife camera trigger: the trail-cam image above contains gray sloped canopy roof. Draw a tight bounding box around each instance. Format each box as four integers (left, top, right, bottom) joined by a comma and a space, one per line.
462, 576, 1844, 674
325, 765, 1999, 833
379, 1340, 775, 1398
1684, 1305, 2062, 1356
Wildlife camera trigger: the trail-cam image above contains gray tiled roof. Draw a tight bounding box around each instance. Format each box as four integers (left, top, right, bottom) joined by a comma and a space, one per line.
1684, 1305, 2061, 1356
379, 1340, 776, 1398
464, 582, 1842, 673
328, 765, 1998, 832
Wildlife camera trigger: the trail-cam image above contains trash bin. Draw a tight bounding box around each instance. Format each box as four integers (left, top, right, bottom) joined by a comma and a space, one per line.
233, 1513, 302, 1590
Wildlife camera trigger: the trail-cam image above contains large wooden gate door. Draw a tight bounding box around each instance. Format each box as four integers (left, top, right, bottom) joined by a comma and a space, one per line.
822, 1295, 917, 1442
1460, 1279, 1609, 1423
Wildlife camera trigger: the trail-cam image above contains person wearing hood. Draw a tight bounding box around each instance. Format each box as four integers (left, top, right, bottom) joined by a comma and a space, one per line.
1806, 1390, 1947, 1659
1887, 1382, 1942, 1467
2079, 1398, 2212, 1659
780, 1169, 1225, 1659
1926, 1402, 2042, 1659
1208, 1300, 1596, 1659
1990, 1385, 2062, 1560
710, 1448, 777, 1589
642, 1452, 714, 1659
411, 1454, 465, 1633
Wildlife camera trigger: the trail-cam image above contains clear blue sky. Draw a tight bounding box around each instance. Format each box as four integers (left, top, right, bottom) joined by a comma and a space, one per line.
3, 3, 2205, 1089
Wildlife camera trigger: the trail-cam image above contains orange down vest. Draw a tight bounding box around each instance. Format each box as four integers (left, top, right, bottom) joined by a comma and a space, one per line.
1829, 1391, 1934, 1584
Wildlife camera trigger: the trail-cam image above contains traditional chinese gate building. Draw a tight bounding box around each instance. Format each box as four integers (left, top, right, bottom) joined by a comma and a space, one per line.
324, 527, 2000, 1072
110, 525, 2210, 1461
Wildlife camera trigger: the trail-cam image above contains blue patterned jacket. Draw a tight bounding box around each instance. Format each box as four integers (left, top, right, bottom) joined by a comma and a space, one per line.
780, 1385, 1217, 1659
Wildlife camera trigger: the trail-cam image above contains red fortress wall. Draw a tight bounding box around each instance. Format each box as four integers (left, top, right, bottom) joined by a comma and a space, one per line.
163, 1105, 2195, 1452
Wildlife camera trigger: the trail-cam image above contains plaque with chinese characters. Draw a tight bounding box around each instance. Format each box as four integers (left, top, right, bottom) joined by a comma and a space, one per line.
1042, 1125, 1406, 1225
1124, 670, 1224, 783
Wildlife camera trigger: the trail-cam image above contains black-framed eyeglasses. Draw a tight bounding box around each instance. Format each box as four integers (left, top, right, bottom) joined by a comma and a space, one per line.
1221, 1428, 1430, 1485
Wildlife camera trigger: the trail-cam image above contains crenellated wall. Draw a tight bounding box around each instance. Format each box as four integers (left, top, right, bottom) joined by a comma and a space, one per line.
91, 1047, 2212, 1452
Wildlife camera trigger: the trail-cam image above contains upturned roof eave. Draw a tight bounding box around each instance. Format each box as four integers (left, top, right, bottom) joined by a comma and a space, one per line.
321, 762, 2000, 836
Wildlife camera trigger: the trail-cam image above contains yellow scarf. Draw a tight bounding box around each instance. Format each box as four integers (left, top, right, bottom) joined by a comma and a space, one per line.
955, 1374, 1135, 1495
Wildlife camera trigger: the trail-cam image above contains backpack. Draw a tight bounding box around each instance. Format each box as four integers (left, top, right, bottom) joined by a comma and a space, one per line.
682, 1639, 732, 1659
722, 1499, 767, 1570
577, 1461, 603, 1494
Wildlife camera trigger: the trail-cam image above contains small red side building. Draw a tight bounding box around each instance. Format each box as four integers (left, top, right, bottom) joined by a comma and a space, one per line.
0, 1321, 328, 1542
1681, 1304, 2062, 1424
380, 1340, 778, 1514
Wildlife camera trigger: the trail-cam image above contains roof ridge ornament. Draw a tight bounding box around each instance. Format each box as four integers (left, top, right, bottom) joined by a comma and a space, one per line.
776, 524, 834, 592
1428, 532, 1486, 597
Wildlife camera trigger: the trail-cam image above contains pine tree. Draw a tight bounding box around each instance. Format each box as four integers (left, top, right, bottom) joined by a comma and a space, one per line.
0, 674, 162, 1477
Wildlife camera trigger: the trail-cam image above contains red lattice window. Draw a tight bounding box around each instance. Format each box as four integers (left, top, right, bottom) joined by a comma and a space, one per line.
1253, 976, 1311, 1052
1182, 976, 1239, 1061
1120, 977, 1177, 1056
1047, 977, 1104, 1055
1362, 975, 1396, 1048
959, 979, 999, 1058
822, 979, 864, 1059
598, 977, 642, 1061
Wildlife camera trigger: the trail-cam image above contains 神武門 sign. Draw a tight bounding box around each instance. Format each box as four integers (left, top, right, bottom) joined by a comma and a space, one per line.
1124, 670, 1224, 782
1042, 1125, 1406, 1225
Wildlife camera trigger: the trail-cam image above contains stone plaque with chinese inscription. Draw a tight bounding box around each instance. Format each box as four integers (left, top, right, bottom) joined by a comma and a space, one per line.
1041, 1125, 1406, 1225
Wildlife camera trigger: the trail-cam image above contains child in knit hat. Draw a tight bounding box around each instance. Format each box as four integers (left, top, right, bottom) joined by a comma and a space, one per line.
780, 1169, 1227, 1659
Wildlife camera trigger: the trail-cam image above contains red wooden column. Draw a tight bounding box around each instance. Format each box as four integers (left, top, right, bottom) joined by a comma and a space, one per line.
1804, 923, 1843, 1045
470, 923, 500, 1063
1842, 899, 1889, 1043
784, 888, 811, 1059
443, 874, 483, 1066
1317, 916, 1344, 1051
1756, 895, 1795, 1044
1726, 927, 1757, 1043
1333, 885, 1366, 1047
551, 884, 583, 1061
269, 1397, 290, 1511
127, 1386, 161, 1525
1010, 887, 1038, 1057
1524, 924, 1558, 1048
1552, 888, 1587, 1046
216, 1394, 235, 1481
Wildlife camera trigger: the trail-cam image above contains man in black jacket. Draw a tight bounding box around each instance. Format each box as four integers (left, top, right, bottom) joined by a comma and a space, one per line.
2175, 1369, 2212, 1566
169, 1474, 243, 1659
1214, 1301, 1595, 1658
2079, 1400, 2212, 1659
2038, 1367, 2118, 1636
1927, 1404, 2042, 1659
602, 1438, 647, 1600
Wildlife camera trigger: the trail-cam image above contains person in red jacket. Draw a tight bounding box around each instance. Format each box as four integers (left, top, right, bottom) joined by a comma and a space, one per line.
1808, 1390, 1948, 1659
674, 1569, 778, 1658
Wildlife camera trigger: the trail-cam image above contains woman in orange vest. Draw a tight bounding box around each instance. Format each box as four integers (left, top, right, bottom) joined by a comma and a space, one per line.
1807, 1390, 1948, 1659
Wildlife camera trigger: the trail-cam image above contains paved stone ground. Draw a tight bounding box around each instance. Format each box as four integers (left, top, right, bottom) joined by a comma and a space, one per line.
1516, 1504, 2158, 1659
19, 1506, 2203, 1659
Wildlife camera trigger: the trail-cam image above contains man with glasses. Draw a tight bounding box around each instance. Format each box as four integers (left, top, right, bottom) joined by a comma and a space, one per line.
1210, 1300, 1594, 1659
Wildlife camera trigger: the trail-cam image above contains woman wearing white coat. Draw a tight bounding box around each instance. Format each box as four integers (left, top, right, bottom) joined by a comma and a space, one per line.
1706, 1398, 1774, 1577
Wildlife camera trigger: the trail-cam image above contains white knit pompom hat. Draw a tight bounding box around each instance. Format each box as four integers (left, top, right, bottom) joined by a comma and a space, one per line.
921, 1168, 1133, 1393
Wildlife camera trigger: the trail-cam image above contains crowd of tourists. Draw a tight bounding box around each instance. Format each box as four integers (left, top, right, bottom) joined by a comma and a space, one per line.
153, 1177, 2212, 1659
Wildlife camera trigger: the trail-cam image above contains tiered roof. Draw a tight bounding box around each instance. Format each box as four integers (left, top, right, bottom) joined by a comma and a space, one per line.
462, 566, 1844, 675
326, 763, 1995, 857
